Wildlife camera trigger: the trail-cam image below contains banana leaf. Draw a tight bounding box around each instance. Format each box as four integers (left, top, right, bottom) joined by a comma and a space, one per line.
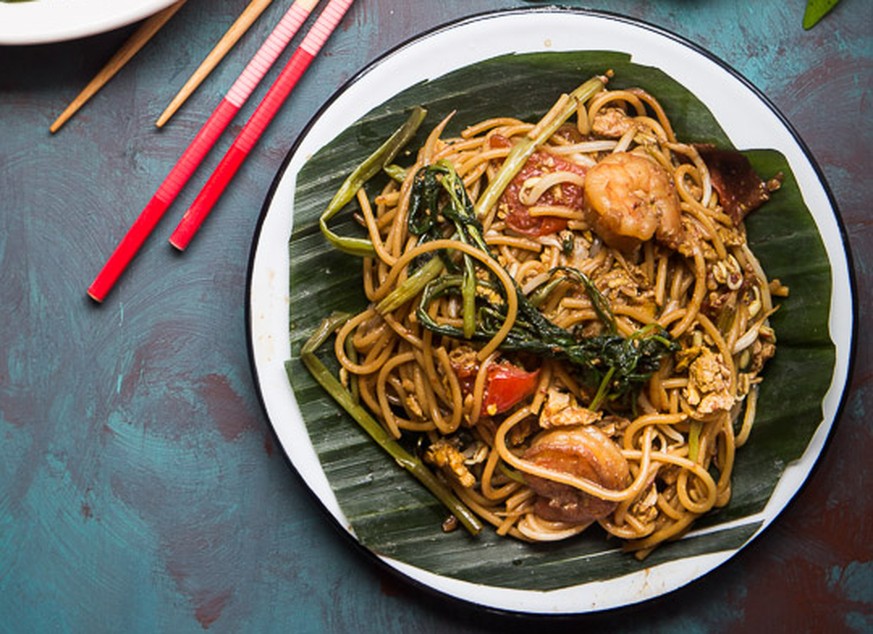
284, 52, 835, 590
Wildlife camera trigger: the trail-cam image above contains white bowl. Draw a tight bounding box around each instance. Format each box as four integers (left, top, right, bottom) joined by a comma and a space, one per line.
0, 0, 179, 45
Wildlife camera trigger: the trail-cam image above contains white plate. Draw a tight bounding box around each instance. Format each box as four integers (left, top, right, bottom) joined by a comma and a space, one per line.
0, 0, 179, 45
247, 8, 854, 614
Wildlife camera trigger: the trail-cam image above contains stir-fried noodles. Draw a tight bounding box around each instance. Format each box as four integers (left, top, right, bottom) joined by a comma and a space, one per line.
307, 72, 786, 558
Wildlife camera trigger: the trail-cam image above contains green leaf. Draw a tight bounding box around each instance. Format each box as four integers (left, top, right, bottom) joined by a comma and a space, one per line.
285, 52, 835, 589
803, 0, 842, 29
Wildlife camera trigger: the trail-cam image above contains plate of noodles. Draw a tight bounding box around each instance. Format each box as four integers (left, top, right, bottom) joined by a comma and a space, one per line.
247, 8, 853, 614
0, 0, 178, 45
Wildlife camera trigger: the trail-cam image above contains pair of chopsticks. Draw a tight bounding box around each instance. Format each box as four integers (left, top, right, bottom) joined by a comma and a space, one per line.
87, 0, 354, 302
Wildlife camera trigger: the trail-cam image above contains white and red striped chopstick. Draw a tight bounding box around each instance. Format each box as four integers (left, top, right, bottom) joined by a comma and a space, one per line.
87, 0, 321, 303
168, 0, 355, 251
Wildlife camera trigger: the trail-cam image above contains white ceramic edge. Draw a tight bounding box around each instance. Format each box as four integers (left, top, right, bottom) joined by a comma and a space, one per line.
0, 0, 178, 45
249, 9, 853, 614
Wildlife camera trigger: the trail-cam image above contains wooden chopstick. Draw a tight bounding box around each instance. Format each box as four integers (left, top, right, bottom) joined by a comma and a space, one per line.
168, 0, 354, 251
49, 0, 187, 134
156, 0, 275, 128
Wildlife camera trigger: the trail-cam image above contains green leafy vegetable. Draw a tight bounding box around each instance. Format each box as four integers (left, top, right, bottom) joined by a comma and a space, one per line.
407, 160, 491, 338
803, 0, 842, 29
404, 160, 677, 407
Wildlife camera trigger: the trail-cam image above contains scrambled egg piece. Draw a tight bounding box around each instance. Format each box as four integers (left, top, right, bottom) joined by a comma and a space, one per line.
680, 346, 735, 415
424, 440, 476, 488
539, 389, 602, 429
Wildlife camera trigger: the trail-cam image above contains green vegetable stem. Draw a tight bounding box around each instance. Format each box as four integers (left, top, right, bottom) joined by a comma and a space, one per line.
298, 312, 484, 537
319, 106, 427, 257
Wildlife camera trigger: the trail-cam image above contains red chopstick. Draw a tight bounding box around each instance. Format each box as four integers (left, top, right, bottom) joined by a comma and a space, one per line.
168, 0, 355, 251
87, 0, 321, 303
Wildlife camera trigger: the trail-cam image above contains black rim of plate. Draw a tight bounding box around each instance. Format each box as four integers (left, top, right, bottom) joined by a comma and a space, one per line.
244, 6, 857, 616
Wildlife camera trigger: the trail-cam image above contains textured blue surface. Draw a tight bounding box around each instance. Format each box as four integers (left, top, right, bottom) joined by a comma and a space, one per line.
1, 0, 871, 632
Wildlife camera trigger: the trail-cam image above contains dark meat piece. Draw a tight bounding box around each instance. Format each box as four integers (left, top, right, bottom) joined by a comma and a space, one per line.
696, 145, 779, 224
523, 425, 630, 524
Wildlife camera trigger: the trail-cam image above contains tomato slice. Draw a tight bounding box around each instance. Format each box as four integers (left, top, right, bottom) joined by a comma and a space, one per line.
449, 346, 540, 417
482, 362, 540, 416
496, 142, 587, 237
506, 213, 567, 237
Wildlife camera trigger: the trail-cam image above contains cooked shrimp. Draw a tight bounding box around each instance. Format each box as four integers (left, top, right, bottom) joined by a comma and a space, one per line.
583, 151, 684, 251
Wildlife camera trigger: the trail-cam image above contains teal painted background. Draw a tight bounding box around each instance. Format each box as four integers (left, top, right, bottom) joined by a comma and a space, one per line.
0, 1, 870, 632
